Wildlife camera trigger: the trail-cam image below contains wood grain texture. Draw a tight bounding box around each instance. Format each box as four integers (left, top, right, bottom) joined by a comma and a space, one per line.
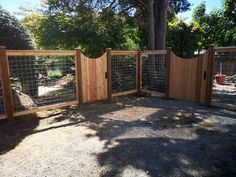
75, 49, 81, 103
200, 51, 209, 104
169, 50, 210, 104
13, 101, 78, 117
6, 50, 76, 56
0, 47, 14, 119
80, 53, 108, 103
213, 47, 236, 52
165, 48, 171, 97
106, 48, 112, 101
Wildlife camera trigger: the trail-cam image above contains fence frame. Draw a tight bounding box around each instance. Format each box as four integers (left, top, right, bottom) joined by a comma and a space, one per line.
0, 46, 235, 120
109, 50, 139, 98
140, 50, 167, 96
0, 46, 14, 119
3, 49, 79, 118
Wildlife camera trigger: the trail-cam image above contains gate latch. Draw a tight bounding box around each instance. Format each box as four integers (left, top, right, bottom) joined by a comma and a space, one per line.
204, 71, 207, 80
105, 72, 108, 79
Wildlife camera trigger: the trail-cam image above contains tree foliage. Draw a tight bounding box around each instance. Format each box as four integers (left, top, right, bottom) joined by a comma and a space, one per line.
22, 4, 141, 57
166, 18, 201, 57
22, 0, 191, 55
0, 7, 34, 49
20, 0, 235, 57
0, 7, 38, 96
192, 1, 236, 48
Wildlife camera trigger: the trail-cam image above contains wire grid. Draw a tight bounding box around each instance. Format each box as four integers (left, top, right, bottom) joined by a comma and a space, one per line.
142, 54, 166, 93
214, 52, 236, 76
212, 51, 236, 107
111, 55, 137, 94
8, 55, 76, 112
0, 80, 4, 114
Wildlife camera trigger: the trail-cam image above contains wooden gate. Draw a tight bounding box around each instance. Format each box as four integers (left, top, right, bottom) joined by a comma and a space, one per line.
78, 51, 108, 103
167, 46, 214, 105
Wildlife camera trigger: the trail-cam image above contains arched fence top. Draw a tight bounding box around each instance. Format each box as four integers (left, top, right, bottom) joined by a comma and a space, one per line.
80, 52, 107, 60
168, 48, 212, 61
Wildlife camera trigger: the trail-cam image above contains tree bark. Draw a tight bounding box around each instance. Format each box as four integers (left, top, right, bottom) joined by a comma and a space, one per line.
147, 0, 155, 50
154, 0, 168, 50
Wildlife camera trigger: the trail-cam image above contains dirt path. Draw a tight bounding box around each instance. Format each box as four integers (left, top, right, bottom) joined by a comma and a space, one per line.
0, 96, 236, 177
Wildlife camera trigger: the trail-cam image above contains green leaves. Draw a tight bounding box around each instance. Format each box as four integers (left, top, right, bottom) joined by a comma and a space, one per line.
22, 4, 142, 57
0, 7, 35, 49
166, 18, 201, 57
192, 2, 236, 48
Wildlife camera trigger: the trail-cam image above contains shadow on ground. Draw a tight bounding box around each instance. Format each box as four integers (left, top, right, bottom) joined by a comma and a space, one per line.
0, 96, 236, 177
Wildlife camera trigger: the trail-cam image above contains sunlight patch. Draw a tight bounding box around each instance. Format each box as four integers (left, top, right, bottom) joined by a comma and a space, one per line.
99, 106, 161, 122
120, 165, 151, 177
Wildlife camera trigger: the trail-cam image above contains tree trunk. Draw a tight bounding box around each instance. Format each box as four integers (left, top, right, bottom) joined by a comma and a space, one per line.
151, 0, 167, 92
154, 0, 168, 50
147, 0, 155, 50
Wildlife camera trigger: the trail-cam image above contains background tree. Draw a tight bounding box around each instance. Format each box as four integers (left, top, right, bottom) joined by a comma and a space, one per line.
0, 7, 38, 96
0, 7, 34, 49
192, 1, 236, 48
22, 4, 141, 57
37, 0, 191, 51
166, 18, 201, 57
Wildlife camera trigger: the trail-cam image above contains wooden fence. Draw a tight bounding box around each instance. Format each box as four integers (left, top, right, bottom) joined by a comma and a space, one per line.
167, 46, 214, 105
0, 46, 235, 120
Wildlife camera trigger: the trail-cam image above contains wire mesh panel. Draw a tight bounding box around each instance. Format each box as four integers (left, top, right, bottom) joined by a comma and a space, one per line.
142, 54, 166, 93
0, 81, 4, 114
111, 55, 137, 94
212, 51, 236, 108
8, 55, 76, 112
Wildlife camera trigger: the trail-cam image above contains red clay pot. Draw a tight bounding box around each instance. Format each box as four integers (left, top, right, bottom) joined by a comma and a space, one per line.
215, 74, 226, 85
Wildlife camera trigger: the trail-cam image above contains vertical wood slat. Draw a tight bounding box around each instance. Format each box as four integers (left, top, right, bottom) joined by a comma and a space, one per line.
205, 45, 214, 105
168, 50, 203, 103
200, 51, 208, 104
75, 48, 80, 104
0, 46, 14, 119
106, 48, 112, 101
80, 53, 108, 103
137, 50, 142, 93
76, 48, 83, 103
195, 54, 203, 101
165, 48, 171, 98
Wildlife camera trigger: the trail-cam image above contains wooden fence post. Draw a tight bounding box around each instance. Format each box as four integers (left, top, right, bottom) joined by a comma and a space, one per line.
165, 47, 171, 98
75, 48, 83, 104
106, 48, 112, 101
137, 49, 142, 93
0, 46, 14, 119
205, 45, 214, 105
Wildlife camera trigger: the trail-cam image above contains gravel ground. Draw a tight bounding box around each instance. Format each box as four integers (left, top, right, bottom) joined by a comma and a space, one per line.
212, 80, 236, 110
0, 96, 236, 177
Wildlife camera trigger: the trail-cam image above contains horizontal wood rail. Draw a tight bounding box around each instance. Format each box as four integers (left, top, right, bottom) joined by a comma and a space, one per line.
214, 47, 236, 52
6, 50, 76, 56
112, 89, 137, 97
13, 100, 78, 117
141, 50, 167, 55
141, 89, 165, 97
110, 51, 139, 55
0, 114, 7, 120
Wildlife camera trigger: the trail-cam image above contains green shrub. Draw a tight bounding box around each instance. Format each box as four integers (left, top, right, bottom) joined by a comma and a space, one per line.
47, 69, 62, 79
